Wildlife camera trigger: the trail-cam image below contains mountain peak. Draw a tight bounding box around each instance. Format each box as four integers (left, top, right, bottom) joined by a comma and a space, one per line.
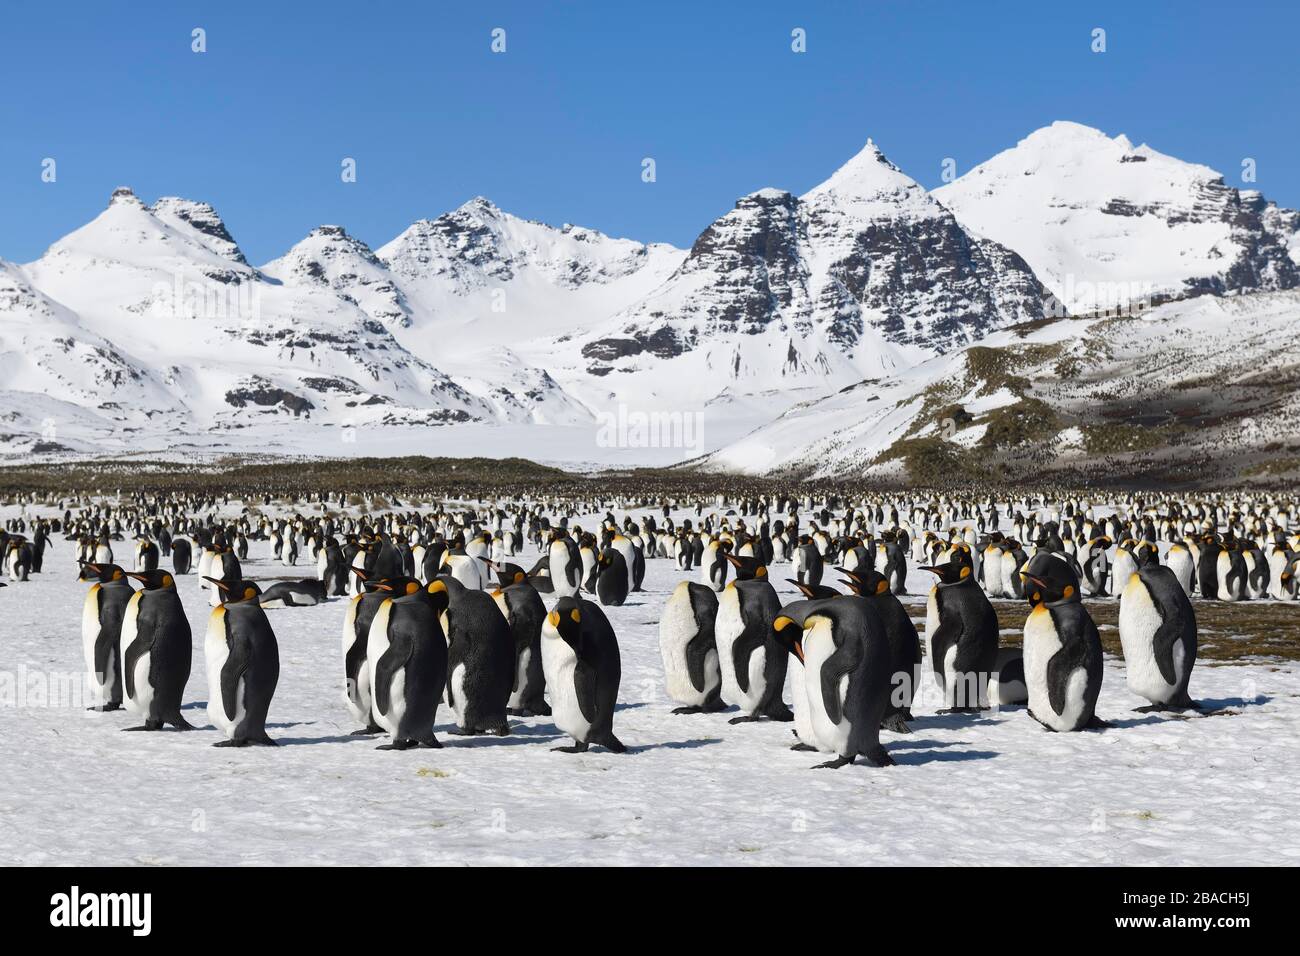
108, 186, 143, 208
149, 196, 247, 264
802, 137, 934, 220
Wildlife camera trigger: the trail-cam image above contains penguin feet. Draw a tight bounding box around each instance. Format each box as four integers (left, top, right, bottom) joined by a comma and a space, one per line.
168, 715, 195, 730
213, 739, 250, 748
812, 755, 854, 770
87, 702, 123, 712
762, 704, 795, 723
937, 706, 984, 715
377, 739, 418, 751
727, 714, 760, 725
350, 725, 382, 735
789, 742, 818, 752
485, 724, 511, 737
552, 742, 590, 754
123, 720, 165, 732
862, 746, 896, 768
881, 713, 913, 734
1084, 715, 1111, 730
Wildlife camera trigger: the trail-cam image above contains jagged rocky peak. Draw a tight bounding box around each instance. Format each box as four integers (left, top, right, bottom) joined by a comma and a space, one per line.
149, 196, 248, 264
261, 224, 412, 327
108, 186, 143, 207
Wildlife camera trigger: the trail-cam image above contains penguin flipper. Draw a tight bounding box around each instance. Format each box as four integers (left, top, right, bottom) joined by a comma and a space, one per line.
372, 636, 413, 719
819, 639, 863, 727
219, 638, 253, 724
572, 658, 598, 726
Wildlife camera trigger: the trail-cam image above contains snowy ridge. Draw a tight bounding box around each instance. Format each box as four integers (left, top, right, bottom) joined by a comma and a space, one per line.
934, 121, 1300, 312
2, 123, 1298, 471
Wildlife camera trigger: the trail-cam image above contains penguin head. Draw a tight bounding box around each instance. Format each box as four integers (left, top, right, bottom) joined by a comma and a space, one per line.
837, 566, 890, 597
79, 561, 127, 584
724, 553, 767, 581
920, 553, 973, 586
771, 613, 805, 662
546, 597, 584, 650
205, 578, 262, 604
423, 578, 451, 612
126, 569, 178, 591
1020, 554, 1080, 606
372, 576, 423, 598
494, 563, 529, 588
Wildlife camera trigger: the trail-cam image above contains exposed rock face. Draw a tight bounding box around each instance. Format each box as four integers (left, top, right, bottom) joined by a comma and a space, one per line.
578, 143, 1047, 396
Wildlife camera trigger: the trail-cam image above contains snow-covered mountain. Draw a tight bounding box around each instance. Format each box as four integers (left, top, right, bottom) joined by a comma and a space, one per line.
934, 121, 1300, 313
3, 123, 1298, 478
549, 141, 1049, 420
702, 290, 1300, 487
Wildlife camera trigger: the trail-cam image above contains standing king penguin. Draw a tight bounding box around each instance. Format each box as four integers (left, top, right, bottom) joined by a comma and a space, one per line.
542, 596, 625, 753
204, 579, 280, 746
1021, 556, 1107, 732
921, 549, 998, 712
658, 581, 724, 714
715, 556, 792, 724
119, 569, 194, 731
80, 562, 134, 712
1118, 564, 1199, 712
365, 578, 449, 749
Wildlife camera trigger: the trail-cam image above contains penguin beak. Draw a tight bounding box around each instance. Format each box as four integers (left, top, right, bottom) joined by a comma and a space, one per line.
374, 583, 394, 592
124, 572, 147, 582
202, 576, 229, 592
351, 567, 367, 580
919, 566, 941, 575
1023, 574, 1047, 588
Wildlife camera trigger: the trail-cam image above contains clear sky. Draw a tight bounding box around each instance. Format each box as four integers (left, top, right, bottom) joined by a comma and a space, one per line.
1, 1, 1296, 264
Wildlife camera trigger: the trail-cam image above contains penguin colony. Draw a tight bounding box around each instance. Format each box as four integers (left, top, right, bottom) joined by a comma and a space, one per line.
3, 489, 1296, 760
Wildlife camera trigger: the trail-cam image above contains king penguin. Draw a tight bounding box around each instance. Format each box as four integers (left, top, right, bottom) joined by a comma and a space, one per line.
920, 549, 998, 712
547, 532, 583, 599
541, 596, 625, 753
1118, 564, 1199, 712
204, 579, 280, 746
658, 580, 724, 714
441, 576, 514, 735
1021, 556, 1107, 732
838, 566, 921, 732
80, 562, 134, 712
715, 557, 792, 724
490, 568, 551, 717
340, 569, 391, 734
594, 547, 630, 607
119, 569, 194, 731
779, 597, 896, 769
365, 578, 449, 749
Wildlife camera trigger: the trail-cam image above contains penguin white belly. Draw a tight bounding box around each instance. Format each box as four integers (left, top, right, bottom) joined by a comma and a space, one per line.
340, 596, 368, 722
1268, 551, 1291, 600
714, 588, 764, 712
1118, 578, 1178, 703
549, 547, 578, 598
508, 648, 531, 708
350, 553, 367, 595
81, 586, 104, 693
924, 590, 945, 694
197, 550, 214, 584
541, 634, 590, 743
448, 663, 469, 726
1023, 608, 1087, 731
1167, 549, 1194, 595
789, 657, 825, 750
658, 584, 712, 705
205, 610, 243, 736
1000, 553, 1019, 596
366, 601, 397, 734
803, 620, 851, 756
95, 544, 112, 564
118, 594, 147, 714
128, 651, 154, 718
316, 549, 328, 581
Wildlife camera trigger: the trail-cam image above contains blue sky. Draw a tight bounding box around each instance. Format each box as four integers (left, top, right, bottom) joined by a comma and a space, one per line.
1, 1, 1296, 264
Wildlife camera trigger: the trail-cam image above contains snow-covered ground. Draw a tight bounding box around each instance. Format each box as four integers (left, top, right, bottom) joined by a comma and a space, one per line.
2, 515, 1296, 866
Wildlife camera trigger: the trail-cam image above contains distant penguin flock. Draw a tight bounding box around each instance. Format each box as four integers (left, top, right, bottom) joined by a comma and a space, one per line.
1, 487, 1295, 762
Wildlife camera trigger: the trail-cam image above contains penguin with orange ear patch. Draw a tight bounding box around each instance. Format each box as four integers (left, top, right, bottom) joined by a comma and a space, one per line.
542, 596, 624, 753
838, 566, 920, 732
204, 578, 280, 746
920, 549, 998, 713
1021, 556, 1107, 732
365, 577, 449, 750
